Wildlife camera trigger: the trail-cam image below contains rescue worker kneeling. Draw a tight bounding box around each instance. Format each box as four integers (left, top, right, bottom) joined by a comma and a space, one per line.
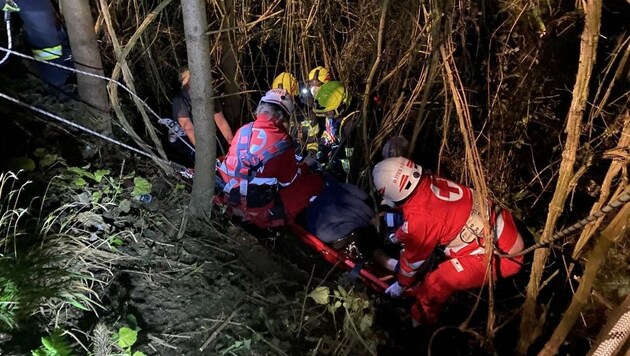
372, 157, 525, 326
217, 89, 324, 228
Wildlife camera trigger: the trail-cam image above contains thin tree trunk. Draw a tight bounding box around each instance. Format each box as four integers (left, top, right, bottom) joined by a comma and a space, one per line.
59, 0, 111, 135
182, 0, 216, 218
517, 0, 602, 353
360, 0, 390, 169
540, 203, 630, 356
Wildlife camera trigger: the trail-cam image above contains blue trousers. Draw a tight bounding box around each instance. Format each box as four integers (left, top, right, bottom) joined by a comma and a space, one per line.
304, 175, 375, 243
16, 0, 71, 87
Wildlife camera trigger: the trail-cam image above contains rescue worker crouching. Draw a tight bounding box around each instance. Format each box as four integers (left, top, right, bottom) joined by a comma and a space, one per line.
372, 157, 525, 326
216, 89, 324, 228
312, 80, 357, 179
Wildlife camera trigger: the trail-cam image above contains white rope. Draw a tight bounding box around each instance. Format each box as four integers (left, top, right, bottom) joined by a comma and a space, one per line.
592, 308, 630, 356
0, 44, 168, 135
0, 91, 186, 172
0, 12, 12, 65
0, 43, 197, 153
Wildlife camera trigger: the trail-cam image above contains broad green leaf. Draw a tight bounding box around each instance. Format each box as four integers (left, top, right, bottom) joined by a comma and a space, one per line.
132, 352, 146, 356
33, 148, 48, 158
132, 177, 152, 196
175, 183, 185, 191
39, 154, 58, 168
117, 327, 138, 348
307, 286, 330, 305
109, 238, 123, 247
9, 157, 36, 172
93, 169, 110, 183
72, 177, 87, 187
68, 167, 95, 180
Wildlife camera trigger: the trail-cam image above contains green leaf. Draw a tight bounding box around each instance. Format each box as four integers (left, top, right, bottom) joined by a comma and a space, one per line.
93, 169, 110, 183
117, 327, 138, 348
308, 286, 330, 305
132, 177, 152, 196
39, 154, 58, 168
175, 183, 185, 191
109, 238, 123, 247
91, 191, 102, 203
132, 352, 146, 356
33, 148, 48, 158
119, 199, 131, 213
65, 297, 89, 311
9, 157, 36, 172
359, 314, 373, 332
68, 166, 94, 180
72, 177, 87, 187
41, 336, 54, 351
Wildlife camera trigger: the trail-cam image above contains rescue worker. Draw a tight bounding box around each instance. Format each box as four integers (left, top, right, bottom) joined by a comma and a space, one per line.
313, 80, 357, 178
292, 67, 331, 159
5, 0, 72, 90
372, 157, 525, 325
273, 71, 320, 161
271, 71, 299, 96
171, 67, 234, 162
217, 88, 324, 228
302, 66, 332, 104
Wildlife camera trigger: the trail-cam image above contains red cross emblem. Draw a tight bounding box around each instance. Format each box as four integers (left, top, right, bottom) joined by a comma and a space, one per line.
430, 177, 463, 201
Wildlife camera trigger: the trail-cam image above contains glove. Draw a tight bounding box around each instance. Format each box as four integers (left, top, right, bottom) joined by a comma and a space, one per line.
385, 282, 406, 298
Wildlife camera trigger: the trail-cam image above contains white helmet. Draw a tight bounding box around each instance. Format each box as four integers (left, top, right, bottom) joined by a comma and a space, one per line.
259, 89, 294, 117
373, 157, 422, 205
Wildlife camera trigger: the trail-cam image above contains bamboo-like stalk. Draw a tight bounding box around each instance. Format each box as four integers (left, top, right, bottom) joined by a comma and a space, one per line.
440, 39, 496, 337
573, 108, 630, 258
517, 0, 603, 352
360, 0, 390, 167
540, 203, 630, 355
98, 0, 171, 173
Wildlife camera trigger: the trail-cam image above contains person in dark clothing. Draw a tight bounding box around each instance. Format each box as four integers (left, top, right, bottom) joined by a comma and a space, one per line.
169, 67, 234, 163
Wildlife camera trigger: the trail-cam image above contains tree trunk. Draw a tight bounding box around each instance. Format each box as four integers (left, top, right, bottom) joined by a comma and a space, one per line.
182, 0, 216, 218
59, 0, 111, 135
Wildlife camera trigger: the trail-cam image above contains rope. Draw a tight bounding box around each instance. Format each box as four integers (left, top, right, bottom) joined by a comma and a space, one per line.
496, 186, 630, 258
0, 11, 12, 65
591, 307, 630, 356
0, 44, 168, 132
0, 91, 187, 173
0, 44, 202, 154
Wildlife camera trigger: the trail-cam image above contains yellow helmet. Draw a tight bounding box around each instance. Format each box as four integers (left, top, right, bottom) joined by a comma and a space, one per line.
272, 72, 298, 96
313, 81, 351, 118
308, 66, 332, 85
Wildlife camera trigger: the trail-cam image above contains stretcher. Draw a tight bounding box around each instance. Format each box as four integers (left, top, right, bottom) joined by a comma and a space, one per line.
178, 163, 399, 294
288, 223, 393, 292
